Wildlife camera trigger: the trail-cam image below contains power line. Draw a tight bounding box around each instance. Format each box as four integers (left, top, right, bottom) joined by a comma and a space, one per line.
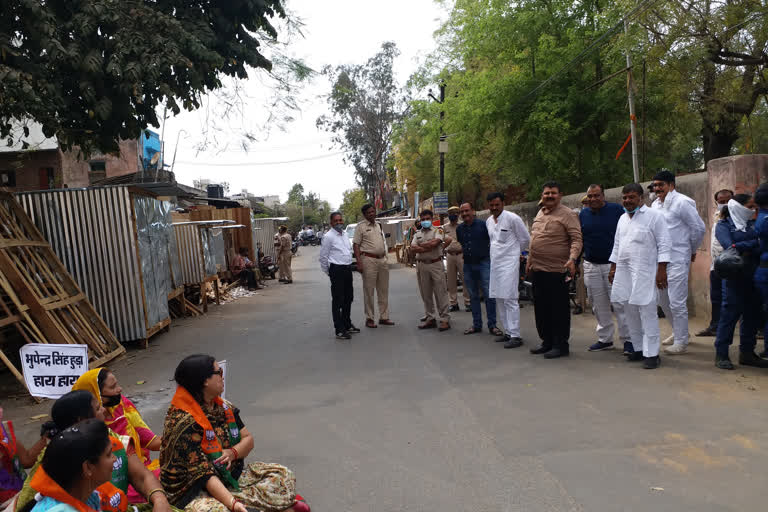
174, 151, 345, 167
510, 0, 667, 111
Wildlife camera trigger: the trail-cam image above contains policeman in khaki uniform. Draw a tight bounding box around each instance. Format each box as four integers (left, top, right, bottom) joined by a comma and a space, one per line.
353, 204, 394, 328
278, 225, 293, 284
442, 206, 471, 312
412, 209, 451, 331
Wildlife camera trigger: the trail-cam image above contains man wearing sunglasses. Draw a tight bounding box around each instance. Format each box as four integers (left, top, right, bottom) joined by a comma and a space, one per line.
650, 170, 706, 355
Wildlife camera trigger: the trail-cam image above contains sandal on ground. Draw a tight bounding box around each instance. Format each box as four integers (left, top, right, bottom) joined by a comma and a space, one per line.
489, 327, 504, 336
464, 327, 482, 335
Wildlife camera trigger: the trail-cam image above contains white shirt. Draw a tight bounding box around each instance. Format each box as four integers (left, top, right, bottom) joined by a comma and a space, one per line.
610, 205, 672, 305
710, 210, 724, 271
486, 210, 530, 299
651, 189, 706, 263
318, 228, 353, 274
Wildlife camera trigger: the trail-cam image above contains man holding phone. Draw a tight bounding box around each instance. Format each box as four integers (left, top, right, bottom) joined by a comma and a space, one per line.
527, 181, 583, 359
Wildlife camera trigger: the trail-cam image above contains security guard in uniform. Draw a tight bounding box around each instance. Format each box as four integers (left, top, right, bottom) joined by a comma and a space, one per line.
442, 206, 471, 312
278, 225, 293, 284
412, 209, 451, 331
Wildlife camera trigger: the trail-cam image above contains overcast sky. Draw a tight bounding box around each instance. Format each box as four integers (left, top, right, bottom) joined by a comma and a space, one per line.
162, 0, 444, 209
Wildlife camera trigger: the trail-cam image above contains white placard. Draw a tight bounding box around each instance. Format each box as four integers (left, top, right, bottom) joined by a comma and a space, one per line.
19, 344, 88, 399
218, 360, 227, 400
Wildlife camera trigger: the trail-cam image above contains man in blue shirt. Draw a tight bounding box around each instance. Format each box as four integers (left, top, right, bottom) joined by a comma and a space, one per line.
579, 184, 630, 353
457, 202, 502, 337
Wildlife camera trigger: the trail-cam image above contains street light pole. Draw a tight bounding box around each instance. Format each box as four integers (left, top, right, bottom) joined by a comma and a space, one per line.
428, 81, 446, 192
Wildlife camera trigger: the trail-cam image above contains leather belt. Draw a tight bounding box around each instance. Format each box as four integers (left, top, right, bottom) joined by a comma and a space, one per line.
418, 258, 443, 264
447, 250, 463, 255
362, 252, 385, 259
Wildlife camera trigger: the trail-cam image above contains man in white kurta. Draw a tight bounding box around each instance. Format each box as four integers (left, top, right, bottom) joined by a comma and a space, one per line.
609, 184, 672, 369
486, 192, 531, 348
650, 170, 706, 354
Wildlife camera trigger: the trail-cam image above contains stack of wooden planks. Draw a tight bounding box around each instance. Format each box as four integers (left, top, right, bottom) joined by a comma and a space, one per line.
0, 192, 125, 393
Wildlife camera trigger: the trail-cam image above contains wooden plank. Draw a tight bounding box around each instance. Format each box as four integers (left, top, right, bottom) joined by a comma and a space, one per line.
41, 293, 86, 310
0, 240, 50, 249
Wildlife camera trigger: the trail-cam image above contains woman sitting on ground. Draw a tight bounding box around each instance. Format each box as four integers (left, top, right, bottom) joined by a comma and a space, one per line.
160, 355, 309, 512
19, 419, 114, 512
15, 391, 172, 512
72, 369, 161, 470
1, 405, 49, 510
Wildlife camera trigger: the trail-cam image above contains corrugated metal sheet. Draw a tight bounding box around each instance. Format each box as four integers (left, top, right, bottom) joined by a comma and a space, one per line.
173, 223, 223, 284
17, 187, 156, 342
252, 218, 281, 261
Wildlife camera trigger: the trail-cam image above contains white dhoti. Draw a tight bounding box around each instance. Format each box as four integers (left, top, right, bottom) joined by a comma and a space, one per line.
657, 260, 691, 345
583, 261, 630, 344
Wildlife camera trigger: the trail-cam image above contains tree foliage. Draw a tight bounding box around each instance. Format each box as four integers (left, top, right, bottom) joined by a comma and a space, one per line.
317, 42, 406, 202
283, 183, 330, 231
0, 0, 292, 154
339, 188, 368, 223
393, 0, 766, 206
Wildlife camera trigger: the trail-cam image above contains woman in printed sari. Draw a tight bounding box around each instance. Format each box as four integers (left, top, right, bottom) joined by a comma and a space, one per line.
14, 392, 172, 512
1, 406, 49, 511
160, 355, 309, 512
19, 419, 114, 512
72, 369, 160, 470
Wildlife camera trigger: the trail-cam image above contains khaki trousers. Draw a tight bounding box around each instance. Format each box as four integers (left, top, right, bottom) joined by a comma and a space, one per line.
279, 252, 292, 280
361, 255, 389, 320
418, 261, 450, 323
446, 253, 470, 306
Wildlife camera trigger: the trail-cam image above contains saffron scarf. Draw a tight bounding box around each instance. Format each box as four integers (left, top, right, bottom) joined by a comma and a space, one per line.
72, 370, 157, 470
29, 466, 98, 512
169, 386, 241, 490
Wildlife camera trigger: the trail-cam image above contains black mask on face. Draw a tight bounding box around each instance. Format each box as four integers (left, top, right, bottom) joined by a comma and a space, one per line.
102, 393, 121, 408
448, 215, 458, 222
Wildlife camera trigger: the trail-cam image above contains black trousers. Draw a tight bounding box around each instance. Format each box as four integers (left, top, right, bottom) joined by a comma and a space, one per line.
708, 270, 723, 330
239, 269, 259, 289
329, 263, 354, 333
532, 271, 571, 350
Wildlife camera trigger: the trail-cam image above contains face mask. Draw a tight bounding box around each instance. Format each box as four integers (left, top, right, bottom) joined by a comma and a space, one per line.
623, 206, 640, 214
333, 224, 344, 233
102, 393, 121, 408
421, 220, 432, 229
716, 203, 727, 211
448, 215, 458, 222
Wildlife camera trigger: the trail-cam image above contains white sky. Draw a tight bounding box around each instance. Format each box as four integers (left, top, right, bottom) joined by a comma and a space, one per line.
162, 0, 444, 209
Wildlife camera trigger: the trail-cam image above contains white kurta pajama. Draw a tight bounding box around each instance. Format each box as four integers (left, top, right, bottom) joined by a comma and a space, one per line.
651, 189, 706, 346
609, 205, 672, 357
487, 210, 531, 338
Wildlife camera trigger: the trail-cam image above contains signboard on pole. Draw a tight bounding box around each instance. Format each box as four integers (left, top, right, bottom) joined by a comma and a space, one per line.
433, 191, 449, 214
19, 344, 88, 399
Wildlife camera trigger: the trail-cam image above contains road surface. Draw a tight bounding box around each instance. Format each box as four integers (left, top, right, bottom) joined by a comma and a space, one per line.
6, 247, 768, 511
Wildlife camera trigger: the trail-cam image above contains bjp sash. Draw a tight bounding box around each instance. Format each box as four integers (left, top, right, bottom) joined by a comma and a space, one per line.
170, 386, 242, 490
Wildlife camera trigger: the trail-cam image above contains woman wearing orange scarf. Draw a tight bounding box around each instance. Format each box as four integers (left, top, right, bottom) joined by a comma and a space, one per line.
17, 419, 114, 512
160, 355, 309, 512
14, 392, 173, 512
72, 369, 160, 470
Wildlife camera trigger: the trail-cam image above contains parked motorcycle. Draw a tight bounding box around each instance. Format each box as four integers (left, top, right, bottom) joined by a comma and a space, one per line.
259, 255, 277, 280
291, 239, 299, 255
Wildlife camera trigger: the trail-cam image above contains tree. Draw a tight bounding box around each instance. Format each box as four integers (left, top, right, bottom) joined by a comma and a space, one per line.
339, 188, 368, 223
0, 0, 291, 154
317, 42, 406, 204
287, 183, 305, 204
632, 0, 768, 163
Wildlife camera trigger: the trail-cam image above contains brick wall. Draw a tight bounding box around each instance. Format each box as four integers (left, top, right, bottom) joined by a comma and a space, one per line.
61, 139, 139, 187
0, 150, 63, 191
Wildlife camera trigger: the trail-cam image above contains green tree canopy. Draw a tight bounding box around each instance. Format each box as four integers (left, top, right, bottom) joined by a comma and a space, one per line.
339, 188, 368, 223
1, 0, 291, 154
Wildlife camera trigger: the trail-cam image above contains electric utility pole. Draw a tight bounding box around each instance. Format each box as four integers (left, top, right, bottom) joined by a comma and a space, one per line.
624, 18, 640, 182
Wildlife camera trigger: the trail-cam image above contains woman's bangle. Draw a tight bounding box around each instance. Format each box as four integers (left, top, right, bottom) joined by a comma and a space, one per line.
147, 488, 166, 501
230, 446, 239, 460
230, 497, 240, 511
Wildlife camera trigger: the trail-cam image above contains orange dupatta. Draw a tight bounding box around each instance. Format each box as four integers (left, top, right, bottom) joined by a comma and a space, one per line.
29, 466, 98, 512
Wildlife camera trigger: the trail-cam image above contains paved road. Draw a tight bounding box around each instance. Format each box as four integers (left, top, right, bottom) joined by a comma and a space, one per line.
7, 246, 768, 511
